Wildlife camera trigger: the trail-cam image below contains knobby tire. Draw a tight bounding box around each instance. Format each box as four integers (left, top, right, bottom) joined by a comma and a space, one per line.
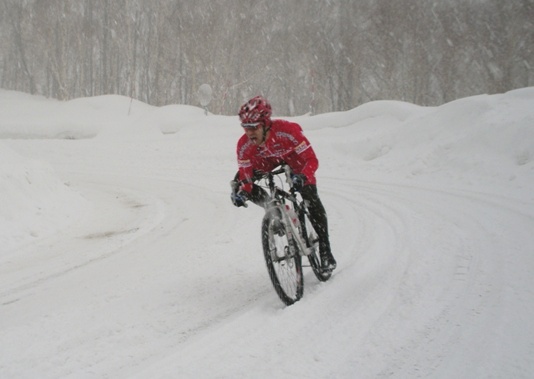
262, 210, 303, 305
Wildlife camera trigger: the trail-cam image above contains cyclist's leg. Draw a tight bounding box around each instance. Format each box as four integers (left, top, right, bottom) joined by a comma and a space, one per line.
300, 185, 337, 269
300, 185, 329, 243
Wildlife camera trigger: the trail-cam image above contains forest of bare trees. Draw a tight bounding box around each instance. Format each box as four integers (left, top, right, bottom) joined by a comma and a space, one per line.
1, 0, 532, 115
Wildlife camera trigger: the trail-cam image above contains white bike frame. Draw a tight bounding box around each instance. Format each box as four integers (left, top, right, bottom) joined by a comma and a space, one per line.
265, 166, 312, 257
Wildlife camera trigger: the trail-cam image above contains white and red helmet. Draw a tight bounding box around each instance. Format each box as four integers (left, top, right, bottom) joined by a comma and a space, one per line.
238, 96, 272, 125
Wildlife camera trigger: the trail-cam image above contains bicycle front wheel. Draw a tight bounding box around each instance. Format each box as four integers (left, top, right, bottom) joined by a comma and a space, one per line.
262, 209, 303, 305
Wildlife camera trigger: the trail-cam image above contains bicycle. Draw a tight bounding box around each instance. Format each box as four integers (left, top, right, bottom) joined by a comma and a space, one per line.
234, 164, 332, 306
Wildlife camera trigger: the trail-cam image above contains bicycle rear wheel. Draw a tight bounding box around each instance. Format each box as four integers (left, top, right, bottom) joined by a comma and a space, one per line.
300, 210, 332, 282
262, 209, 303, 305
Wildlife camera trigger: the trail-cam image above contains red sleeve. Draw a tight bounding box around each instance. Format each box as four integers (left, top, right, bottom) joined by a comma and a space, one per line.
283, 121, 319, 183
236, 135, 254, 193
299, 145, 319, 183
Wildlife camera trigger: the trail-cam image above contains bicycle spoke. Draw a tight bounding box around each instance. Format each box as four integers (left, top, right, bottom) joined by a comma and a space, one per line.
262, 210, 303, 305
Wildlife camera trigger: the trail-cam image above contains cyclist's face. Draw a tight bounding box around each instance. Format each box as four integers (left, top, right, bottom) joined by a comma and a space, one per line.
244, 123, 265, 145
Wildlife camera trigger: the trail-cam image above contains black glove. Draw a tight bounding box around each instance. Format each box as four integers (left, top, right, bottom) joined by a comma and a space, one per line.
231, 189, 249, 207
291, 174, 307, 192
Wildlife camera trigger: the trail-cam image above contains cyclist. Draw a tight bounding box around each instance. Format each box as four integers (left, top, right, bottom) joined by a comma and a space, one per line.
230, 96, 337, 271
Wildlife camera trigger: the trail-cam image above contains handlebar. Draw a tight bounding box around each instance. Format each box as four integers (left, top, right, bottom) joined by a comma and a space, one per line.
269, 167, 286, 176
233, 163, 298, 205
236, 163, 291, 186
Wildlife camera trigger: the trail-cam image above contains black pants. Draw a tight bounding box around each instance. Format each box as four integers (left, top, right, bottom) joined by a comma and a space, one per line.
249, 183, 332, 254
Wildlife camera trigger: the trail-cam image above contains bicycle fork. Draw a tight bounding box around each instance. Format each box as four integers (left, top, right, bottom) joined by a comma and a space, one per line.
269, 204, 312, 257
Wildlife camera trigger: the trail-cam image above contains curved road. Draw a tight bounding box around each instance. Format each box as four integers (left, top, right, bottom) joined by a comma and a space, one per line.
2, 139, 533, 378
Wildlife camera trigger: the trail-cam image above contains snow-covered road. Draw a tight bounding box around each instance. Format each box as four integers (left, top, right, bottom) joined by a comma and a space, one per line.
1, 89, 533, 378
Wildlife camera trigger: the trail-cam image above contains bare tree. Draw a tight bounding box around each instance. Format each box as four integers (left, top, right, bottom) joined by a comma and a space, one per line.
0, 0, 531, 113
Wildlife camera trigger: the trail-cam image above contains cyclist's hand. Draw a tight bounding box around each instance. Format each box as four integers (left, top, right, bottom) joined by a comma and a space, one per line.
291, 174, 307, 192
231, 190, 249, 207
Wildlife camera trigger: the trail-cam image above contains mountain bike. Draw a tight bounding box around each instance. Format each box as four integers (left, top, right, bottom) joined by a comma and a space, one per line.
239, 164, 332, 305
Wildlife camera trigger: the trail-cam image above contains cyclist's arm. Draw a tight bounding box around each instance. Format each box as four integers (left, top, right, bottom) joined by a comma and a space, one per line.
236, 136, 256, 193
290, 129, 319, 184
298, 146, 319, 183
237, 161, 255, 193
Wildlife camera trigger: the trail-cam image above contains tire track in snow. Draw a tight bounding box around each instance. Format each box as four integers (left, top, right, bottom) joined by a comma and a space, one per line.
0, 181, 166, 304
315, 178, 534, 378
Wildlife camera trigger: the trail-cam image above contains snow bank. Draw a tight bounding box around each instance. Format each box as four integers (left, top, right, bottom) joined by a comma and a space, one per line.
144, 104, 209, 134
296, 100, 426, 130
0, 90, 155, 139
0, 91, 212, 252
305, 88, 534, 198
0, 142, 87, 252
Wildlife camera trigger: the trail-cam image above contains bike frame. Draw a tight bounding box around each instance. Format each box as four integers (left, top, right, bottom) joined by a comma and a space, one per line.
262, 165, 313, 258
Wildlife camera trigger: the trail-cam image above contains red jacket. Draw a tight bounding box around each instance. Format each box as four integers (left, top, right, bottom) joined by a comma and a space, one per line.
236, 119, 319, 193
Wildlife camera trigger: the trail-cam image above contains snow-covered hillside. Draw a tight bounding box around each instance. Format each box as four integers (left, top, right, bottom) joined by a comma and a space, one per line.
1, 88, 533, 378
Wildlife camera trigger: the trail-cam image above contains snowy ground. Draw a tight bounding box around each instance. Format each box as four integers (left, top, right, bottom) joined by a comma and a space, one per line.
1, 88, 533, 378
